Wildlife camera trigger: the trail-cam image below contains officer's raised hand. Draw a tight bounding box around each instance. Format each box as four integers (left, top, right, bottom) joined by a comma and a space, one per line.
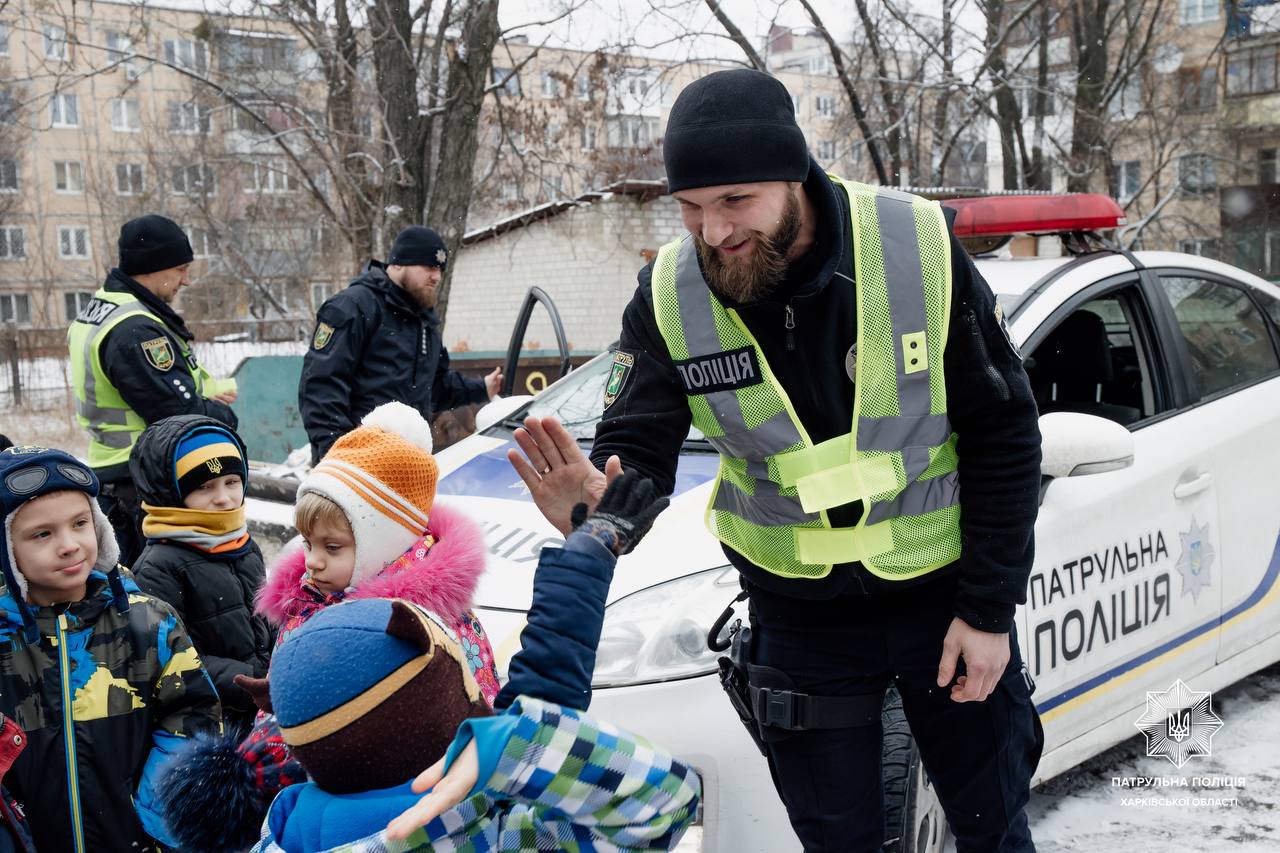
507, 415, 623, 535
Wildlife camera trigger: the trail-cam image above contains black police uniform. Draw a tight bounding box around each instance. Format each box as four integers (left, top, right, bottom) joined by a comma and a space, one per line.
590, 159, 1044, 852
95, 269, 238, 564
299, 261, 489, 464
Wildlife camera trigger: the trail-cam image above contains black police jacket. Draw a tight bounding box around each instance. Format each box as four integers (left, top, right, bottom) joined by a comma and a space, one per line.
298, 261, 489, 464
129, 415, 275, 732
590, 159, 1043, 634
92, 270, 238, 482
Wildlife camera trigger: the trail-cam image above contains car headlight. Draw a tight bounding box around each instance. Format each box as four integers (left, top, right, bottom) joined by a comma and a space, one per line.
592, 566, 746, 689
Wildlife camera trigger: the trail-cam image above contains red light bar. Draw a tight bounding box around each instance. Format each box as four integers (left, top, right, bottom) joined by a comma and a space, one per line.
943, 193, 1127, 237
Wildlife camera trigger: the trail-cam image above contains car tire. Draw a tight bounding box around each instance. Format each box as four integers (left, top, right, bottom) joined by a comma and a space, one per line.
881, 686, 949, 853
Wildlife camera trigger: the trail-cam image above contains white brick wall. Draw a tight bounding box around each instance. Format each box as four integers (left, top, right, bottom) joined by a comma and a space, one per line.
446, 194, 684, 353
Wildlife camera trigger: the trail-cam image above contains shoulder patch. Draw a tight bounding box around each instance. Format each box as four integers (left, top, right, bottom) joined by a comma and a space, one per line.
141, 336, 175, 371
673, 346, 763, 396
313, 322, 335, 350
603, 350, 635, 409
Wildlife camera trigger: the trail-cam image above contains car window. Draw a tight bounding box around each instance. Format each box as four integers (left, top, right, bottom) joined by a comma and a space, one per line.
510, 352, 705, 443
1026, 285, 1161, 426
1158, 275, 1280, 400
1257, 288, 1280, 337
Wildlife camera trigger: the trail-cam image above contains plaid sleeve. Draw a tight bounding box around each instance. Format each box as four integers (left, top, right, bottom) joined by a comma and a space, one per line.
440, 695, 702, 851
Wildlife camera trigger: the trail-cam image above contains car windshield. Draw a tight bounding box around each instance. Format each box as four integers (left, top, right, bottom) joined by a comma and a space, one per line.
495, 352, 707, 443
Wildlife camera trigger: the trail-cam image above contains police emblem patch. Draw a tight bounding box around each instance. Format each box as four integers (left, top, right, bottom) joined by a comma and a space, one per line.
313, 322, 335, 350
141, 337, 175, 371
436, 248, 447, 265
603, 350, 635, 409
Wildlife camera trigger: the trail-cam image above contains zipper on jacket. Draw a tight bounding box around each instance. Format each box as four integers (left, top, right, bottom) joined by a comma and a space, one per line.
784, 303, 796, 351
966, 309, 1011, 402
55, 613, 86, 853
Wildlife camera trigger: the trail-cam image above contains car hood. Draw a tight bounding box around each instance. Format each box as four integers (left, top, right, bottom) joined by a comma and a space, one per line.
433, 433, 728, 612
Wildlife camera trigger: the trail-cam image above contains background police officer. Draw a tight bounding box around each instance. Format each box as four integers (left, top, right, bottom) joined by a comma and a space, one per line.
299, 225, 502, 465
69, 214, 238, 565
510, 70, 1044, 852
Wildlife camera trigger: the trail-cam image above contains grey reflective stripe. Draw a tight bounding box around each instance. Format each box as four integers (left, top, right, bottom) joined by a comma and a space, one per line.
713, 477, 819, 526
674, 238, 804, 459
856, 413, 951, 452
867, 470, 959, 524
89, 428, 134, 450
873, 190, 931, 419
76, 398, 131, 426
77, 298, 142, 425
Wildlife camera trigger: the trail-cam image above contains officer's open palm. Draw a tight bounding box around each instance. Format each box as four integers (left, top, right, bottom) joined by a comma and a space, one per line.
385, 739, 479, 840
507, 415, 621, 535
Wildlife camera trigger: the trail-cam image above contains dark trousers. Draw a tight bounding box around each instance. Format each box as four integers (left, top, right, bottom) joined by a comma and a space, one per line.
98, 478, 145, 568
749, 574, 1043, 853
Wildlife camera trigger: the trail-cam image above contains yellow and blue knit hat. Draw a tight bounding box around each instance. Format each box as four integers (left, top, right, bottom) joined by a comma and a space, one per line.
174, 426, 246, 500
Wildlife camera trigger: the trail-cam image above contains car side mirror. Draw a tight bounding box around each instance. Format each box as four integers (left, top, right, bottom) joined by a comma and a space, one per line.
473, 395, 535, 434
1039, 411, 1135, 480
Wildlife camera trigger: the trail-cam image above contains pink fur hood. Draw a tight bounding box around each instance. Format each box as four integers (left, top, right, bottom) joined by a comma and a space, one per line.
256, 502, 487, 625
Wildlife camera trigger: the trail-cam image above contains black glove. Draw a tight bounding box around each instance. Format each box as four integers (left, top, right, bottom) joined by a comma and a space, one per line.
570, 473, 669, 556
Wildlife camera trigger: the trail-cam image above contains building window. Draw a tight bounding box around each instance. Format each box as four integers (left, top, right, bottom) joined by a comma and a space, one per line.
809, 54, 831, 74
606, 115, 657, 149
168, 101, 212, 134
815, 95, 836, 118
816, 140, 838, 162
43, 24, 67, 61
1178, 66, 1217, 112
575, 75, 591, 101
540, 71, 561, 99
54, 161, 83, 193
1178, 153, 1217, 196
110, 97, 141, 131
171, 163, 215, 196
63, 290, 93, 321
1260, 148, 1277, 184
164, 38, 208, 72
0, 158, 16, 192
0, 89, 16, 125
1179, 238, 1220, 259
234, 107, 270, 135
1108, 76, 1142, 119
579, 124, 596, 151
243, 160, 296, 193
1019, 84, 1057, 117
0, 293, 30, 326
58, 226, 90, 260
1111, 160, 1141, 201
1227, 45, 1278, 96
0, 22, 10, 56
50, 93, 79, 127
0, 227, 23, 260
116, 163, 144, 195
105, 31, 139, 78
1180, 0, 1218, 25
187, 225, 213, 258
492, 68, 521, 97
219, 33, 295, 72
311, 282, 336, 308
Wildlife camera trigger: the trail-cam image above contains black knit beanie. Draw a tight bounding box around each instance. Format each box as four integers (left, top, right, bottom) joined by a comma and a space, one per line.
663, 69, 810, 193
119, 215, 194, 276
388, 226, 448, 268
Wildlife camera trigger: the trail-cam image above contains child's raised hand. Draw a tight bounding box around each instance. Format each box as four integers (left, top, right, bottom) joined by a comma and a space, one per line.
385, 739, 480, 841
570, 472, 669, 556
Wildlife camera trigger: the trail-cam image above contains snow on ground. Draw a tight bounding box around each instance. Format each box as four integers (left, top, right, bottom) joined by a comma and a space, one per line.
947, 662, 1280, 852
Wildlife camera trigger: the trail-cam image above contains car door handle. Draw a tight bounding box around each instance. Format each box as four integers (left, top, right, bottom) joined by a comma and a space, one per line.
1174, 473, 1213, 500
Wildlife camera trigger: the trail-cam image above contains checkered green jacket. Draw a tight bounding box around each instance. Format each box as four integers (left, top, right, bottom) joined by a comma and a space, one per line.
252, 695, 701, 852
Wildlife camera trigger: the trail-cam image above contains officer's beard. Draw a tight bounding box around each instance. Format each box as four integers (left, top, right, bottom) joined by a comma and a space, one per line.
696, 191, 801, 304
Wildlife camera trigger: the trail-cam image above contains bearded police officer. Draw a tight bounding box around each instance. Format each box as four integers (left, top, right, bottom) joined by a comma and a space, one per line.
510, 70, 1044, 852
69, 214, 238, 565
299, 226, 502, 465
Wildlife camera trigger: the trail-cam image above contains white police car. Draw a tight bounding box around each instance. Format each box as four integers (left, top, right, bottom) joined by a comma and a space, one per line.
426, 194, 1280, 852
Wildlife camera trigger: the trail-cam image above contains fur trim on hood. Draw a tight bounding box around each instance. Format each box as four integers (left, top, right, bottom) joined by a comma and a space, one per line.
257, 501, 486, 625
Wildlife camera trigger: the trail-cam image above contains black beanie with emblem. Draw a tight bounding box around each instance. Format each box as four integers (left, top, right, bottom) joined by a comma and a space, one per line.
388, 226, 448, 268
663, 69, 810, 194
118, 214, 195, 276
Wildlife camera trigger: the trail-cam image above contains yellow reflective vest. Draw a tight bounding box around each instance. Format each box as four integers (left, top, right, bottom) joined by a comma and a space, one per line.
651, 178, 961, 580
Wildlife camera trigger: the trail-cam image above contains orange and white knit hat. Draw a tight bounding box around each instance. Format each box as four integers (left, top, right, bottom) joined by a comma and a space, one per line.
297, 402, 437, 585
